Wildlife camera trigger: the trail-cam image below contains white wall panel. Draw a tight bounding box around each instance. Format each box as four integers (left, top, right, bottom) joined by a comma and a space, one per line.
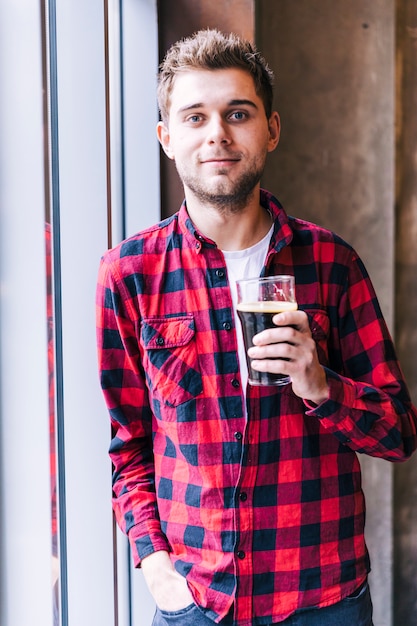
53, 0, 116, 623
0, 1, 159, 624
0, 2, 54, 625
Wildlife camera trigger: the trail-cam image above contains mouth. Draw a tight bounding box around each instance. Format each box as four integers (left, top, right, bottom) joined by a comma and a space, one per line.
200, 157, 241, 167
199, 152, 241, 165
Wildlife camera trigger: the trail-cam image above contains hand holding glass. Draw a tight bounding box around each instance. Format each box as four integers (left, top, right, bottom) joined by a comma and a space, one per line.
236, 275, 297, 386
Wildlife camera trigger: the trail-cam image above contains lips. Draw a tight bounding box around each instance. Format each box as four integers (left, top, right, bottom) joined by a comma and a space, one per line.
203, 159, 239, 165
199, 152, 241, 164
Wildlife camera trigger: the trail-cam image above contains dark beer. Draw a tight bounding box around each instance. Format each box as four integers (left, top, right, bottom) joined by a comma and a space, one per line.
237, 301, 298, 386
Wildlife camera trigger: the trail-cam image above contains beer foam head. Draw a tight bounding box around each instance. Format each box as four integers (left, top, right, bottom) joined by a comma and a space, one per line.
236, 301, 298, 312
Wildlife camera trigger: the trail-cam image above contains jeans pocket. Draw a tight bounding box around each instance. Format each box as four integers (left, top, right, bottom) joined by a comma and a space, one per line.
292, 579, 373, 626
154, 602, 213, 626
344, 579, 368, 602
339, 579, 374, 626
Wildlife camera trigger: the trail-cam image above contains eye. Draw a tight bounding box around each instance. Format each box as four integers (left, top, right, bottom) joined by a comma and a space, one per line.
229, 111, 247, 121
186, 114, 203, 124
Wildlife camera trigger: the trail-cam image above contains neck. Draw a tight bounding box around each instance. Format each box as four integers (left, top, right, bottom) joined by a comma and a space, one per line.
185, 190, 272, 251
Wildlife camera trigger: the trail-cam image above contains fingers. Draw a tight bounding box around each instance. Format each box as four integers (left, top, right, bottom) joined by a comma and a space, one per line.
248, 334, 305, 373
251, 310, 307, 348
246, 310, 329, 404
272, 309, 307, 328
247, 311, 312, 378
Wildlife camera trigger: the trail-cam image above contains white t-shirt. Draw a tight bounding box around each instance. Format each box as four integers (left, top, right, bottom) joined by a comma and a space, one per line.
222, 225, 274, 392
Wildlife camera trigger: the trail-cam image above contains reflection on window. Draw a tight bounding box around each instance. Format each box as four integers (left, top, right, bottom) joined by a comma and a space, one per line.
46, 222, 60, 624
42, 0, 63, 621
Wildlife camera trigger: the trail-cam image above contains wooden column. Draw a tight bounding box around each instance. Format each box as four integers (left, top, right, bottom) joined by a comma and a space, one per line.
394, 0, 417, 622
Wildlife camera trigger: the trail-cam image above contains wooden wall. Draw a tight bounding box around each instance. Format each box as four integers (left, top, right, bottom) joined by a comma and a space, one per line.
393, 0, 417, 622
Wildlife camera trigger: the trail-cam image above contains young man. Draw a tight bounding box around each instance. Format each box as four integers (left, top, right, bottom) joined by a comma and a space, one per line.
96, 29, 417, 626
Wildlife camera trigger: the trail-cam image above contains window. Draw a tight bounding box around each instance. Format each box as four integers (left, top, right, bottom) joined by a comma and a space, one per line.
0, 1, 159, 624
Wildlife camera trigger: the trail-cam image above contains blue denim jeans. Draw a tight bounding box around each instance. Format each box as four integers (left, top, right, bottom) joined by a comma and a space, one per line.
151, 579, 373, 626
275, 580, 373, 625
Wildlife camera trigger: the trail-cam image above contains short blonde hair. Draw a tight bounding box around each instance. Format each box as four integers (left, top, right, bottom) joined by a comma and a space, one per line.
157, 29, 275, 124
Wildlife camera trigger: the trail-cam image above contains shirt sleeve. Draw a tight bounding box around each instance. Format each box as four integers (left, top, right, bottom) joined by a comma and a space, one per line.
306, 250, 417, 461
96, 255, 170, 566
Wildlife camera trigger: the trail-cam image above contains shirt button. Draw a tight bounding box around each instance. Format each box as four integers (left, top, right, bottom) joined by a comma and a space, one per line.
156, 337, 164, 346
223, 322, 232, 331
239, 492, 248, 502
237, 550, 245, 559
231, 378, 240, 388
216, 269, 225, 278
234, 431, 243, 441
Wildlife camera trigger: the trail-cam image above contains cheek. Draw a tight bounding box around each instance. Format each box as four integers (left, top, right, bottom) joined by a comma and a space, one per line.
172, 142, 202, 169
169, 133, 195, 156
243, 126, 270, 150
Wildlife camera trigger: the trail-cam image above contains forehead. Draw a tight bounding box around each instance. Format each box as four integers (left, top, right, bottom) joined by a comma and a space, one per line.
168, 68, 261, 117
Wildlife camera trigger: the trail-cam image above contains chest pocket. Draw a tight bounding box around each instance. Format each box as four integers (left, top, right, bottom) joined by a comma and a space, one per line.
304, 309, 330, 366
140, 315, 203, 408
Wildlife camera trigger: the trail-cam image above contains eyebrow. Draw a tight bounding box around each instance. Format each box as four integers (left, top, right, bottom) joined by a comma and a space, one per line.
177, 99, 259, 114
228, 99, 259, 109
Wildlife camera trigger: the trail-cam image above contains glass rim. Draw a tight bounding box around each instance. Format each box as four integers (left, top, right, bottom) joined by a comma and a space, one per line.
236, 274, 295, 285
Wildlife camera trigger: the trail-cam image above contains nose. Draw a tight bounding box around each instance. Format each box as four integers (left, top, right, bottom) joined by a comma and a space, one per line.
206, 115, 231, 145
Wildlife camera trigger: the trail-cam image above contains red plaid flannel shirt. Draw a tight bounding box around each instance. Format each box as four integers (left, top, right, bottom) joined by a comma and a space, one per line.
96, 190, 417, 625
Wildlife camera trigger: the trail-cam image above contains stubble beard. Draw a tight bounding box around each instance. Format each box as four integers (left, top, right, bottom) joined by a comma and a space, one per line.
176, 159, 266, 214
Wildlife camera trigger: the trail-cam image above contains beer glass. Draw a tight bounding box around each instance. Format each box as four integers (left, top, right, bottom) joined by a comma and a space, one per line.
236, 275, 297, 386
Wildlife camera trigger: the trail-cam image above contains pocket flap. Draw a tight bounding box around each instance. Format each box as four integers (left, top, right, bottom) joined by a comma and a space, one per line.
141, 315, 195, 349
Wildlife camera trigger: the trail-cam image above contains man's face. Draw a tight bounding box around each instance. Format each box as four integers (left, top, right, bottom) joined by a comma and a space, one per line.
157, 68, 280, 210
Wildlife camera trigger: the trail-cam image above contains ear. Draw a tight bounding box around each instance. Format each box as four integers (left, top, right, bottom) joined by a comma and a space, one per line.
156, 121, 175, 160
267, 111, 281, 152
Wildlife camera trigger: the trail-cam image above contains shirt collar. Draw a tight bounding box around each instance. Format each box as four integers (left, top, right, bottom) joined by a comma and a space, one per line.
260, 188, 294, 253
177, 188, 294, 253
